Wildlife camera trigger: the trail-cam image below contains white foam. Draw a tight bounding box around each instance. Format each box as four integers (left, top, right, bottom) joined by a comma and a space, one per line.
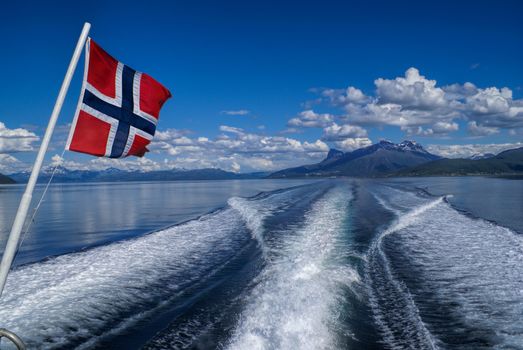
392, 198, 523, 347
373, 193, 402, 216
228, 197, 270, 250
228, 187, 310, 258
371, 185, 435, 216
380, 196, 443, 240
366, 195, 443, 349
367, 185, 523, 349
227, 186, 360, 350
0, 208, 248, 349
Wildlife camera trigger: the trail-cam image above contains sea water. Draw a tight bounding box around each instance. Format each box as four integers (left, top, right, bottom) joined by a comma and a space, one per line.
0, 177, 521, 349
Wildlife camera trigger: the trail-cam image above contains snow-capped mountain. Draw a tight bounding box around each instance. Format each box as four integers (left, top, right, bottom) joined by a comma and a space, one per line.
9, 167, 267, 183
469, 153, 495, 160
270, 140, 441, 178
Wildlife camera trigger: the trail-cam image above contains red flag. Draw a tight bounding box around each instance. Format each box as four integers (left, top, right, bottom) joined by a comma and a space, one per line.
66, 38, 171, 158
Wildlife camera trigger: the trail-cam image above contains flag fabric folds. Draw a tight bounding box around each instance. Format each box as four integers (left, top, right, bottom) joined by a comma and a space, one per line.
66, 38, 171, 158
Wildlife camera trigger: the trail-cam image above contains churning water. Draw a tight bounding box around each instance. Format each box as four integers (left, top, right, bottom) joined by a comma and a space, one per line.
0, 178, 521, 349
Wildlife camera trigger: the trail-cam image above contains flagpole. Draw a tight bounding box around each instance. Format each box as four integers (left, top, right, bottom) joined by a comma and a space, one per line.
0, 22, 91, 298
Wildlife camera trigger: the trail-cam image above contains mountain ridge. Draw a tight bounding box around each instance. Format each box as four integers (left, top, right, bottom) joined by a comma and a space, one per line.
394, 147, 523, 176
0, 173, 15, 184
9, 167, 268, 184
269, 140, 441, 178
6, 142, 523, 183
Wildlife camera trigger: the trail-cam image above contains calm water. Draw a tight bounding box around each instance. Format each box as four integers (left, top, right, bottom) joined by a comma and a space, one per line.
0, 177, 521, 349
0, 180, 317, 266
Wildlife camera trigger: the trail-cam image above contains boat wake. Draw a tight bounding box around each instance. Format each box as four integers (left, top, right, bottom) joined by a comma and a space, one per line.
227, 185, 360, 350
1, 180, 522, 349
0, 207, 250, 348
367, 185, 523, 349
366, 194, 442, 350
0, 185, 317, 349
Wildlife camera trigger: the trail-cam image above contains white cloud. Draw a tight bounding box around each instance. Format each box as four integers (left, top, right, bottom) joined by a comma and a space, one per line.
463, 87, 523, 129
0, 154, 28, 174
6, 67, 522, 174
467, 121, 499, 136
47, 154, 90, 171
288, 110, 334, 128
148, 126, 329, 171
433, 121, 459, 134
220, 110, 250, 116
0, 122, 39, 153
321, 86, 369, 105
155, 128, 191, 141
402, 121, 459, 137
230, 161, 241, 172
467, 87, 511, 115
401, 126, 432, 136
164, 145, 204, 156
334, 138, 373, 152
303, 140, 329, 152
139, 69, 520, 175
171, 136, 194, 145
375, 67, 446, 110
219, 125, 245, 134
51, 154, 65, 167
279, 127, 302, 134
427, 143, 523, 159
309, 67, 523, 138
442, 82, 478, 99
322, 122, 368, 141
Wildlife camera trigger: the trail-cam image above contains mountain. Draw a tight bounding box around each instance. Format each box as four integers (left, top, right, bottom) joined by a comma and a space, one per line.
9, 167, 268, 184
469, 153, 495, 160
0, 173, 15, 184
395, 147, 523, 176
324, 148, 344, 162
269, 140, 441, 178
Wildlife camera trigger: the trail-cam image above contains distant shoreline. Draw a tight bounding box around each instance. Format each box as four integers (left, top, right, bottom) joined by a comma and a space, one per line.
4, 173, 523, 185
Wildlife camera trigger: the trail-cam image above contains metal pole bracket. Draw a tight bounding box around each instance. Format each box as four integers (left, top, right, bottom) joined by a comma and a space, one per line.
0, 328, 26, 350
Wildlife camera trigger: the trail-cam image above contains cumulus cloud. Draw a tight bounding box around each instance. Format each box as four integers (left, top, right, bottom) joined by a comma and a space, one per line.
155, 128, 192, 141
6, 67, 522, 174
442, 82, 478, 99
402, 121, 459, 137
320, 86, 369, 105
0, 154, 28, 174
220, 110, 250, 116
322, 123, 368, 141
288, 110, 334, 128
467, 87, 512, 115
0, 122, 39, 153
334, 138, 373, 152
303, 140, 329, 152
309, 67, 523, 138
463, 87, 523, 128
433, 121, 459, 133
427, 143, 523, 159
148, 125, 329, 172
375, 67, 447, 110
467, 121, 499, 136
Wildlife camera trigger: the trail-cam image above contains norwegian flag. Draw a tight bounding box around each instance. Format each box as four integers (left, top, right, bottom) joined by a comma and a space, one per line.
66, 38, 171, 158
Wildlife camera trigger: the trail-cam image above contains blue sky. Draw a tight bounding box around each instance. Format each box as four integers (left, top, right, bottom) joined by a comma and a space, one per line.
0, 0, 522, 173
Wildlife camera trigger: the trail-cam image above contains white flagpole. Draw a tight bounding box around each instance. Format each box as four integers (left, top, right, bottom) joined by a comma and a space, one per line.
0, 22, 91, 298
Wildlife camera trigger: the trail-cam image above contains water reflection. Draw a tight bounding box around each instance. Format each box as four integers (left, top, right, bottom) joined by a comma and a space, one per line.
0, 180, 317, 266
